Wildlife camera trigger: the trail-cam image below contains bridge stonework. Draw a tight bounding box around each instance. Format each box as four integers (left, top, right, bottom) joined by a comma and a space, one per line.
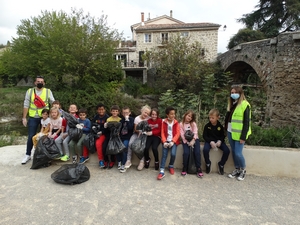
218, 31, 300, 127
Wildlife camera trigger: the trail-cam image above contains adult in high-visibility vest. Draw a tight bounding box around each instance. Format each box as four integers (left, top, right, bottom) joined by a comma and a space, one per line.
225, 85, 251, 181
21, 76, 55, 164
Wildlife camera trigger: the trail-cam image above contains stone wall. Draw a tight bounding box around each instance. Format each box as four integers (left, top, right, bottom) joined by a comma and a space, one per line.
136, 29, 218, 62
218, 31, 300, 127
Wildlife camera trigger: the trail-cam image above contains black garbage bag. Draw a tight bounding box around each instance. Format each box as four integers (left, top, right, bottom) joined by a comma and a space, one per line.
51, 164, 90, 185
130, 133, 147, 159
136, 120, 151, 132
31, 136, 61, 169
187, 147, 197, 174
184, 130, 194, 142
83, 133, 96, 154
106, 122, 126, 155
62, 111, 78, 128
68, 127, 82, 142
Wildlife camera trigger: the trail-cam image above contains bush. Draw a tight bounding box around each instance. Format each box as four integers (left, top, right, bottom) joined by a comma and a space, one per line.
247, 124, 300, 148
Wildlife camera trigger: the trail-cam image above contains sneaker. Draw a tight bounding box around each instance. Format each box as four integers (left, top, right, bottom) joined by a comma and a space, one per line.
228, 169, 240, 178
124, 160, 132, 169
108, 162, 115, 169
197, 168, 204, 178
120, 166, 127, 173
72, 155, 77, 164
217, 162, 224, 175
137, 160, 145, 171
99, 160, 105, 168
21, 155, 31, 164
60, 155, 70, 162
117, 161, 122, 170
237, 170, 246, 181
169, 167, 175, 175
145, 158, 151, 169
181, 167, 187, 176
206, 164, 211, 174
155, 162, 159, 170
79, 157, 89, 164
104, 161, 108, 169
157, 172, 165, 180
54, 155, 62, 160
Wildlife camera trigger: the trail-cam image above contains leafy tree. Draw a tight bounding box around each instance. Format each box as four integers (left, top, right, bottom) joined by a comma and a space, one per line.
238, 0, 300, 38
227, 28, 266, 49
0, 8, 123, 90
143, 35, 214, 93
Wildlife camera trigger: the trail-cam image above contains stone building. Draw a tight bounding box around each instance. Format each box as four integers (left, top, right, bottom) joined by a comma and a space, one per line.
115, 11, 221, 83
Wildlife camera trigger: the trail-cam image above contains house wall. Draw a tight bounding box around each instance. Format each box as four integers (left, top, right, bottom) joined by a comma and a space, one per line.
135, 29, 219, 62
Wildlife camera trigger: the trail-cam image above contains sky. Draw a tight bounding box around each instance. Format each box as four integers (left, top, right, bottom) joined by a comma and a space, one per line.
0, 0, 259, 53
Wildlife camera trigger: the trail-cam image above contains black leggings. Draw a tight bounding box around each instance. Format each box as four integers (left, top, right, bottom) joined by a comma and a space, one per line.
144, 135, 160, 162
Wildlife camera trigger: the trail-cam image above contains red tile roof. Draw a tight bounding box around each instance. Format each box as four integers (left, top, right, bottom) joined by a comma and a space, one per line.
135, 23, 220, 32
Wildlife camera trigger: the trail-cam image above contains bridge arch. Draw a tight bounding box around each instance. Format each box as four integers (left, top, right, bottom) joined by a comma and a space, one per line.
218, 31, 300, 127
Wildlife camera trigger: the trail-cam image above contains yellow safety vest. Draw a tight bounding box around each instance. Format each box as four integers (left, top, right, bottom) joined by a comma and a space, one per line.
28, 88, 50, 117
231, 100, 251, 141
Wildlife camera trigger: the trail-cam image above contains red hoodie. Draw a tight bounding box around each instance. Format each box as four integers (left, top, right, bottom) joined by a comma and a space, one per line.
147, 118, 162, 137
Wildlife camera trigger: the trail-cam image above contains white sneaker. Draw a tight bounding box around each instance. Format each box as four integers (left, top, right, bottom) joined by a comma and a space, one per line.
124, 160, 132, 169
21, 155, 31, 164
120, 166, 127, 173
117, 161, 122, 170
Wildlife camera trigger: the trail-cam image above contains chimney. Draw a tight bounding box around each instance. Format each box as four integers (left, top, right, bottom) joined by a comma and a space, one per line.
170, 10, 173, 17
141, 12, 145, 25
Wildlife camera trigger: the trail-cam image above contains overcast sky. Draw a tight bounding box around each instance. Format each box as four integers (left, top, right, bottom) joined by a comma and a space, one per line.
0, 0, 259, 53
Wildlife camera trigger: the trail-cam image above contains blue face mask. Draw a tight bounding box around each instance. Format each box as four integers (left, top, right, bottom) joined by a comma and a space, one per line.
231, 93, 240, 100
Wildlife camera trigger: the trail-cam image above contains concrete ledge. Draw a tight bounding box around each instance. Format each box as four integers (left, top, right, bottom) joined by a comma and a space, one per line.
1, 145, 299, 178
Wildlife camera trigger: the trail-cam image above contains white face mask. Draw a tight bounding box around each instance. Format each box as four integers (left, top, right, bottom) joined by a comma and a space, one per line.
231, 93, 240, 100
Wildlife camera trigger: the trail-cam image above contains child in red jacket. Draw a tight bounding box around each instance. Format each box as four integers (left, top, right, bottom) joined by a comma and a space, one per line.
157, 106, 180, 180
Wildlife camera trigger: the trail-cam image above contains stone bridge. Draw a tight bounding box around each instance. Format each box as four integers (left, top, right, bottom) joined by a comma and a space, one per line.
218, 31, 300, 127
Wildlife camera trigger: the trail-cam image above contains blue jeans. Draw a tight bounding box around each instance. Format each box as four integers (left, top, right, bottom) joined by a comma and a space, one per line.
117, 139, 129, 165
182, 139, 201, 170
160, 144, 177, 171
203, 141, 230, 166
227, 132, 246, 169
26, 117, 41, 155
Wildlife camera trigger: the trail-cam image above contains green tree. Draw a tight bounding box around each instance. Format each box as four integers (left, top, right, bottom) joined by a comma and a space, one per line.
0, 8, 123, 90
143, 35, 214, 93
238, 0, 300, 38
227, 28, 266, 49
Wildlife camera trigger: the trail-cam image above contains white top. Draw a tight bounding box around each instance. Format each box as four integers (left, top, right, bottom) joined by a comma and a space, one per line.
167, 120, 174, 142
41, 118, 50, 128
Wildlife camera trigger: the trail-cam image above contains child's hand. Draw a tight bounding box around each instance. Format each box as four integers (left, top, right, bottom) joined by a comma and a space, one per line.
163, 142, 169, 148
168, 142, 174, 147
210, 141, 217, 149
216, 140, 221, 147
189, 139, 195, 147
104, 123, 108, 128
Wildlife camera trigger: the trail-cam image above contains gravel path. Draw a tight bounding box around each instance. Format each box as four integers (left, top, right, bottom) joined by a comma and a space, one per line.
1, 146, 300, 225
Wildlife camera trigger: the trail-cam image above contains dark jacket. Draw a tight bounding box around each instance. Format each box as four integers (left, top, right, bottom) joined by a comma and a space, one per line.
203, 121, 225, 143
91, 114, 109, 135
119, 116, 134, 141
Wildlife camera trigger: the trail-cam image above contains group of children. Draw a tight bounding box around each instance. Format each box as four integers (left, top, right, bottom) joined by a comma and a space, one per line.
30, 100, 232, 181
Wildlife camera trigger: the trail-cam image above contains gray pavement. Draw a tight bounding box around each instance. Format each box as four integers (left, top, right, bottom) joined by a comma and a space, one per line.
1, 145, 300, 225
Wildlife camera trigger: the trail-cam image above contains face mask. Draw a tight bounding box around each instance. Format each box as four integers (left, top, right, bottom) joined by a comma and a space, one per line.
231, 93, 240, 100
36, 83, 44, 89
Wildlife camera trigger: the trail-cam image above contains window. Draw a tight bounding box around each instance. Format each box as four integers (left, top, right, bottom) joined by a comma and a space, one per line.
161, 33, 168, 43
145, 33, 151, 43
180, 32, 189, 38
